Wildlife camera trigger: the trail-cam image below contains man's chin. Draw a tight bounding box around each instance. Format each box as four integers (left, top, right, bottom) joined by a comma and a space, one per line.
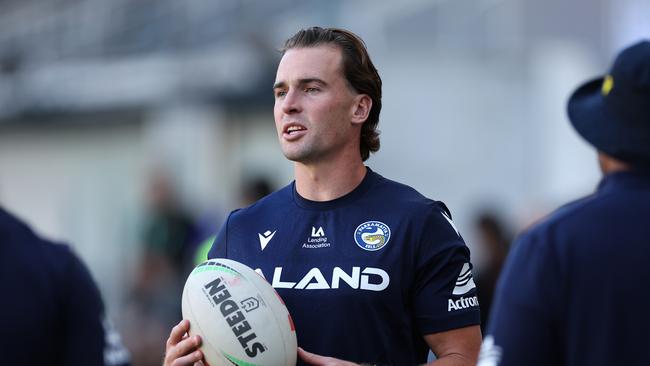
283, 153, 306, 163
281, 146, 301, 160
282, 150, 315, 164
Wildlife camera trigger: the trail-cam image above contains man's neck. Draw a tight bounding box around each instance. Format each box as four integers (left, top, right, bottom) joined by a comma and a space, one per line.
294, 158, 367, 202
598, 152, 632, 175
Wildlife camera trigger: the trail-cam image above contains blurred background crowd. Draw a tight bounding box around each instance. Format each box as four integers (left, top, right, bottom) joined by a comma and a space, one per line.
0, 0, 648, 365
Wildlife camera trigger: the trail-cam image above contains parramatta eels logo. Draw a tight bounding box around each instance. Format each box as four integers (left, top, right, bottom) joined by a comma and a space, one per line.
354, 221, 391, 251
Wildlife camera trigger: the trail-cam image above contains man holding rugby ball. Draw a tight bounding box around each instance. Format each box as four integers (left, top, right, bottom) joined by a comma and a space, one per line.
165, 27, 481, 366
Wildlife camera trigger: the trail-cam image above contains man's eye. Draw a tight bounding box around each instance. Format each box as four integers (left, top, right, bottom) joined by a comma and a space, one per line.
275, 91, 287, 98
305, 87, 319, 93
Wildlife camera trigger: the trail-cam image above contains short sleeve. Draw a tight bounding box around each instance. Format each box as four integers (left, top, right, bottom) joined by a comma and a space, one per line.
413, 202, 481, 335
480, 230, 562, 366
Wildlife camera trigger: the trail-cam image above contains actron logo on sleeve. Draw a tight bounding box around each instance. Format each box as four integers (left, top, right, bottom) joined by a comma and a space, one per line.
453, 263, 476, 295
448, 263, 479, 312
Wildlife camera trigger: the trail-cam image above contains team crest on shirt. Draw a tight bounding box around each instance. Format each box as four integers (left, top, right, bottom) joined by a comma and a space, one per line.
354, 221, 391, 251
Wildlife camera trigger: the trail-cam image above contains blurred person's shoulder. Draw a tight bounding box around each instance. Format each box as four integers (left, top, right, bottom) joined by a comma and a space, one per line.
512, 175, 635, 254
514, 193, 597, 244
1, 207, 69, 264
0, 206, 39, 245
1, 206, 80, 272
0, 207, 105, 357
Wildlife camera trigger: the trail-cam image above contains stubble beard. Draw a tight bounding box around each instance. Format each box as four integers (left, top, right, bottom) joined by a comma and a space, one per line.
281, 143, 319, 164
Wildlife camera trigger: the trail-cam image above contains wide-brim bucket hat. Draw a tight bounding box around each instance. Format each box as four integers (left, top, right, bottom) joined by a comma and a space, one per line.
567, 40, 650, 164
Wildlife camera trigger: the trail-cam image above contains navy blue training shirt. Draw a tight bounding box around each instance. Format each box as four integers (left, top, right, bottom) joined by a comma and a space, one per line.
209, 168, 480, 365
480, 170, 650, 366
0, 207, 130, 366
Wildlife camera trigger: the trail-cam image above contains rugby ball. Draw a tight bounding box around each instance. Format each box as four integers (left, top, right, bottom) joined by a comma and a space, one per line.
182, 259, 297, 366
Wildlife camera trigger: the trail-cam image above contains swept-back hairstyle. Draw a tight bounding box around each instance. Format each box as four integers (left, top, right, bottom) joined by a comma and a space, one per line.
281, 27, 382, 161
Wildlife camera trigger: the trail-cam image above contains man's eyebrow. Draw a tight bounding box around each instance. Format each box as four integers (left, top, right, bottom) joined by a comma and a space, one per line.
298, 78, 328, 87
273, 78, 328, 90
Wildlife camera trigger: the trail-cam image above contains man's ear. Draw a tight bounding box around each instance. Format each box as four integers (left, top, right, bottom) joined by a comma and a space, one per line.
351, 94, 372, 125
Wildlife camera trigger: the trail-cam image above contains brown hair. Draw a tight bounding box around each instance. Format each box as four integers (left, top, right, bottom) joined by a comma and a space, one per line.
281, 27, 382, 161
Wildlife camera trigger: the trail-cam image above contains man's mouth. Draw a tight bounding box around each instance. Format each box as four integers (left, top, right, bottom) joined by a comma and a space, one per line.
284, 125, 307, 135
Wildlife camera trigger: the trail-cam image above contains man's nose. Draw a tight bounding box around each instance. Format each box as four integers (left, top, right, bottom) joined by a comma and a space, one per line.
281, 89, 302, 114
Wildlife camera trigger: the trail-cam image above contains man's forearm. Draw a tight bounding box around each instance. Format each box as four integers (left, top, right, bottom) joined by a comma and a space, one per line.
427, 352, 476, 366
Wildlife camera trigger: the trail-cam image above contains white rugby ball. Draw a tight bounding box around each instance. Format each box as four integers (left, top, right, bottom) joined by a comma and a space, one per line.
182, 258, 297, 366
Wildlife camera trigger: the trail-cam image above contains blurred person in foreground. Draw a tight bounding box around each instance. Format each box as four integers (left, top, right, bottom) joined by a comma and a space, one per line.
164, 27, 481, 366
479, 40, 650, 366
0, 206, 130, 366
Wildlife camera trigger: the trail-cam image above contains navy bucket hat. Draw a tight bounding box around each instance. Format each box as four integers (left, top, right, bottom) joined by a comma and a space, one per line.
567, 40, 650, 164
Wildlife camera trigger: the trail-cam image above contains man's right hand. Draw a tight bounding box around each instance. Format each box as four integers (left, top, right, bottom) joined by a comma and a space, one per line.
163, 319, 206, 366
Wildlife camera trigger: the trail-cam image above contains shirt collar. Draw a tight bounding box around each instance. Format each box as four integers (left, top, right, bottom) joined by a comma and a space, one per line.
597, 169, 650, 195
292, 167, 378, 210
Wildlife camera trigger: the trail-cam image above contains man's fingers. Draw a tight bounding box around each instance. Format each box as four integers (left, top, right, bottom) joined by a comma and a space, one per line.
170, 349, 204, 366
298, 347, 330, 365
163, 320, 205, 366
298, 347, 360, 366
167, 319, 190, 347
169, 335, 202, 361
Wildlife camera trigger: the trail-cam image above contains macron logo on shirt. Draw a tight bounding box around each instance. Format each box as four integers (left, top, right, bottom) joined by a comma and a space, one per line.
258, 230, 276, 251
